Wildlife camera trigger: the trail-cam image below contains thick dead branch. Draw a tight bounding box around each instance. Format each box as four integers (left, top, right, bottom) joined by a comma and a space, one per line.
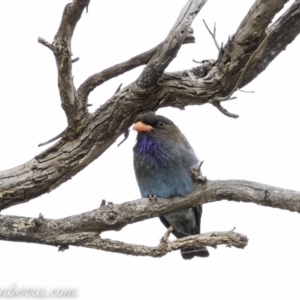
239, 0, 300, 87
1, 178, 299, 254
0, 212, 247, 256
1, 180, 300, 236
1, 0, 299, 210
136, 0, 207, 89
158, 0, 294, 110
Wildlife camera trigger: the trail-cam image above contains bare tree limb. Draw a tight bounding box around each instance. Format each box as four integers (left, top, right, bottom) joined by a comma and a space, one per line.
50, 0, 90, 128
1, 179, 300, 235
77, 44, 160, 102
72, 231, 248, 257
159, 0, 294, 109
136, 0, 207, 89
2, 178, 299, 254
239, 0, 300, 87
77, 36, 195, 103
0, 212, 247, 257
1, 0, 299, 211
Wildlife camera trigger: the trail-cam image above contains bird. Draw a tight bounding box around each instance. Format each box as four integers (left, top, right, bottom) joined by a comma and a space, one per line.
133, 111, 209, 259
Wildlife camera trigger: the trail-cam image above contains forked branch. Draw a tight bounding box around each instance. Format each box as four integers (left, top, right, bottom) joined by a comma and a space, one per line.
1, 178, 299, 255
0, 0, 299, 213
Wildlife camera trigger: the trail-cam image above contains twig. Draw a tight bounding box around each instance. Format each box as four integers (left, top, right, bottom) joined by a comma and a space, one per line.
117, 129, 130, 147
114, 83, 123, 94
203, 20, 220, 51
38, 130, 65, 147
71, 57, 79, 63
192, 59, 202, 64
211, 101, 239, 119
238, 89, 254, 93
86, 0, 90, 13
37, 37, 53, 51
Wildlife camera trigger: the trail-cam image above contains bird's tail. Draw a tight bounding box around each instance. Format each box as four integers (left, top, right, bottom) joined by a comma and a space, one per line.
181, 247, 209, 260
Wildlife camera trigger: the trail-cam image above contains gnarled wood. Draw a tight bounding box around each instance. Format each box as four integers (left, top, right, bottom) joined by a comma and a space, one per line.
0, 179, 298, 255
1, 0, 299, 211
1, 0, 300, 257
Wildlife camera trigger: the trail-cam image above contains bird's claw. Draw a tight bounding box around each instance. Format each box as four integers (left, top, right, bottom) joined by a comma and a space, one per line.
148, 194, 157, 202
100, 200, 114, 208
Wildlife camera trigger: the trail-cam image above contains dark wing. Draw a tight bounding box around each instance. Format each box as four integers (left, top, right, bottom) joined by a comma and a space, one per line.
194, 204, 203, 234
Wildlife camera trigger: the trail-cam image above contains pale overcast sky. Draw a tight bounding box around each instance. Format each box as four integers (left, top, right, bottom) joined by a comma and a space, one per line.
1, 1, 300, 299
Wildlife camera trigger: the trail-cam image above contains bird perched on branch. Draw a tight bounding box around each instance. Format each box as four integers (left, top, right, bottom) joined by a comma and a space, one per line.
133, 111, 209, 259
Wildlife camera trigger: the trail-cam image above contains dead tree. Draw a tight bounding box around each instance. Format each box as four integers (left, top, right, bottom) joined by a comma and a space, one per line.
0, 0, 300, 257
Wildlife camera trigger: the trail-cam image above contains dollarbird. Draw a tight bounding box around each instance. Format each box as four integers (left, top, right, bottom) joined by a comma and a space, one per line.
133, 111, 209, 259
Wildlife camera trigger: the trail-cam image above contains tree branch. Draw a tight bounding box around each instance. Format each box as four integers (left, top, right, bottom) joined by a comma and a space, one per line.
239, 0, 300, 87
2, 178, 299, 255
50, 0, 90, 128
1, 0, 299, 211
156, 0, 296, 111
37, 37, 53, 51
0, 212, 247, 257
1, 179, 299, 235
67, 231, 248, 257
77, 44, 162, 103
136, 0, 207, 89
203, 20, 220, 51
77, 35, 195, 103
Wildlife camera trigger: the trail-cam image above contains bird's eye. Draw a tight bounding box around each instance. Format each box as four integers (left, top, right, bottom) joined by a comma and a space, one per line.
157, 121, 165, 127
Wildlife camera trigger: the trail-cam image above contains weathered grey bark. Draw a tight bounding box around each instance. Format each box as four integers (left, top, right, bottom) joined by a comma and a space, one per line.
0, 0, 300, 257
0, 180, 299, 255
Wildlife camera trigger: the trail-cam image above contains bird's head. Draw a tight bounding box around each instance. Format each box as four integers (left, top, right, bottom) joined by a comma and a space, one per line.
133, 112, 176, 139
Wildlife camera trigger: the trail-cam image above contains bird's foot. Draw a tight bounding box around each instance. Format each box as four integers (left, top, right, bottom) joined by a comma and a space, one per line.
192, 161, 207, 183
148, 194, 157, 202
100, 199, 114, 208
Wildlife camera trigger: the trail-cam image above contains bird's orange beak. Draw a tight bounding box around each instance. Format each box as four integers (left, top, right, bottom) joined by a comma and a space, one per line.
133, 121, 153, 132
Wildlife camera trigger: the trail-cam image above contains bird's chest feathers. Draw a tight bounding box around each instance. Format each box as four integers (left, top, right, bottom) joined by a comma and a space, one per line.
134, 134, 196, 198
134, 135, 173, 169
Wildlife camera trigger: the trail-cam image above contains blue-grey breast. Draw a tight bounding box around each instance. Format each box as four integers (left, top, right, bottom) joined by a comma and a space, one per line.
133, 112, 209, 259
